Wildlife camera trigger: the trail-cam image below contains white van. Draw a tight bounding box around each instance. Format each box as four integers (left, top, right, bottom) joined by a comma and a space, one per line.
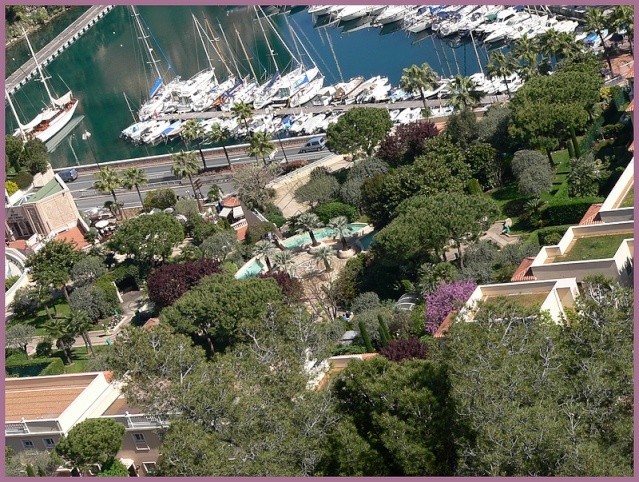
298, 136, 326, 153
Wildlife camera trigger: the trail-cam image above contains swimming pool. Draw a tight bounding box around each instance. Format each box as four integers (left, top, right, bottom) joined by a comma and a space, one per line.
358, 230, 378, 251
282, 223, 369, 249
234, 257, 265, 279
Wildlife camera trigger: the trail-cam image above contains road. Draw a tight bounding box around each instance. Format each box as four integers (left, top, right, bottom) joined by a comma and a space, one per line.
68, 143, 329, 212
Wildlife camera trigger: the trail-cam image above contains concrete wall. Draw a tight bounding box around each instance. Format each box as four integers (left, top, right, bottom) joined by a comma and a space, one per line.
599, 157, 634, 223
118, 428, 163, 476
57, 373, 117, 433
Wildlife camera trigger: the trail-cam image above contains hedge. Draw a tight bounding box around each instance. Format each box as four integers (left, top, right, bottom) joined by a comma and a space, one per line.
313, 202, 359, 224
541, 197, 603, 226
528, 225, 573, 247
5, 357, 65, 377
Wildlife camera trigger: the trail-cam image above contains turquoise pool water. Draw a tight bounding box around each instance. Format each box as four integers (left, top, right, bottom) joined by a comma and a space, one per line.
282, 223, 369, 248
359, 230, 378, 251
235, 257, 264, 279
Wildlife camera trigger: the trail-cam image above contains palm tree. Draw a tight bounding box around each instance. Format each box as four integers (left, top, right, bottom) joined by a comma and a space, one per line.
445, 74, 480, 111
34, 282, 54, 320
67, 310, 95, 358
273, 249, 296, 276
584, 7, 614, 74
328, 216, 350, 252
93, 167, 123, 218
231, 101, 254, 135
296, 212, 323, 247
486, 51, 517, 99
313, 245, 334, 272
246, 131, 276, 165
512, 34, 540, 80
120, 167, 148, 207
181, 119, 208, 169
171, 149, 201, 211
253, 240, 277, 272
399, 62, 439, 110
44, 317, 75, 365
611, 5, 633, 56
207, 123, 233, 170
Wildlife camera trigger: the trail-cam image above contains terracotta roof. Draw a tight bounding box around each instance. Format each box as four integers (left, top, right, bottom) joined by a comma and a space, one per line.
578, 203, 604, 225
142, 318, 160, 331
629, 140, 635, 152
6, 239, 28, 252
620, 60, 634, 79
510, 257, 537, 282
5, 374, 99, 422
626, 98, 634, 112
235, 224, 248, 241
54, 226, 90, 250
222, 195, 241, 208
433, 311, 457, 338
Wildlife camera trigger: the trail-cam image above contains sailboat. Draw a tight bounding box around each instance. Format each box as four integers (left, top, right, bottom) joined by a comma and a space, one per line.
7, 28, 78, 143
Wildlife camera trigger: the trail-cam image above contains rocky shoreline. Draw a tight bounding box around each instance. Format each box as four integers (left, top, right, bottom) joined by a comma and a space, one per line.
5, 5, 77, 48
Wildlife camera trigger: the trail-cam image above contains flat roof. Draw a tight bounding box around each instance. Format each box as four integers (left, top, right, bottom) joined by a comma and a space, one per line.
26, 177, 64, 204
5, 373, 100, 422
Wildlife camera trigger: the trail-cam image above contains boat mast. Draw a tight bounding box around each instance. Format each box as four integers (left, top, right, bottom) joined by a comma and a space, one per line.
469, 29, 484, 77
254, 6, 280, 73
130, 6, 164, 86
203, 19, 234, 79
123, 92, 138, 122
261, 7, 300, 68
192, 14, 217, 83
22, 28, 56, 105
235, 26, 259, 83
217, 20, 243, 79
5, 89, 26, 139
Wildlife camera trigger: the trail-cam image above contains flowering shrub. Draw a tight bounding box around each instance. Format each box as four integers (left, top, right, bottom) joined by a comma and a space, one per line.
379, 337, 429, 363
424, 279, 476, 334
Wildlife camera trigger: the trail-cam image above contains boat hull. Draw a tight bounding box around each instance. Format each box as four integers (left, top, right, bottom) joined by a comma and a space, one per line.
33, 99, 79, 143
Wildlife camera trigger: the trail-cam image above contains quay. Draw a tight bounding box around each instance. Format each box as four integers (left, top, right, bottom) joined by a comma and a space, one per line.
162, 94, 510, 121
5, 5, 114, 95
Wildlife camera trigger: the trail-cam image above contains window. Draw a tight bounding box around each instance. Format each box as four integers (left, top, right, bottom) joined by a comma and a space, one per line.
132, 433, 148, 450
142, 462, 157, 474
22, 440, 34, 449
42, 438, 55, 449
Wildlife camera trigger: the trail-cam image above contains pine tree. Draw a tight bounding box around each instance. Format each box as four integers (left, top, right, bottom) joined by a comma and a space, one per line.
377, 314, 391, 347
358, 319, 374, 353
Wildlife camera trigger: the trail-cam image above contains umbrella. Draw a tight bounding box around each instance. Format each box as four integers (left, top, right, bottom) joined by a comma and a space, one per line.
95, 220, 110, 229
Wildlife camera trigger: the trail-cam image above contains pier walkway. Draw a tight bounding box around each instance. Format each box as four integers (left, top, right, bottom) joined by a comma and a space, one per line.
163, 95, 510, 121
6, 5, 114, 95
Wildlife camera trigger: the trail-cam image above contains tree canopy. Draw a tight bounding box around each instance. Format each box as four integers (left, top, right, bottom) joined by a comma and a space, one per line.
55, 418, 125, 469
326, 107, 393, 157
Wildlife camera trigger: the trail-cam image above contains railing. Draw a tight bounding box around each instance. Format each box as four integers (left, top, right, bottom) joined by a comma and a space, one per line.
5, 422, 29, 434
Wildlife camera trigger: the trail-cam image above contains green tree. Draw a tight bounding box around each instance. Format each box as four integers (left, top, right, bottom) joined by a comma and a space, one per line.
339, 156, 389, 209
583, 7, 614, 73
296, 212, 323, 247
67, 309, 95, 358
200, 230, 239, 262
43, 316, 75, 365
55, 418, 125, 471
207, 123, 233, 170
272, 249, 296, 276
328, 215, 351, 252
313, 245, 335, 272
70, 256, 107, 287
611, 5, 633, 55
171, 149, 201, 211
443, 110, 479, 148
231, 100, 254, 134
465, 143, 499, 190
94, 167, 124, 218
486, 51, 518, 98
511, 34, 540, 80
326, 107, 393, 158
120, 167, 148, 207
5, 134, 24, 173
181, 119, 207, 168
5, 323, 36, 353
445, 74, 481, 111
294, 173, 340, 208
253, 240, 277, 272
511, 149, 553, 198
399, 62, 439, 110
143, 187, 177, 211
232, 162, 279, 209
25, 239, 82, 301
97, 459, 129, 477
107, 212, 184, 263
21, 139, 49, 174
567, 152, 610, 198
246, 130, 275, 165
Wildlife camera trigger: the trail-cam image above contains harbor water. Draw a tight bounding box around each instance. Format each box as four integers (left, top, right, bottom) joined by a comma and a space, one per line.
5, 6, 495, 169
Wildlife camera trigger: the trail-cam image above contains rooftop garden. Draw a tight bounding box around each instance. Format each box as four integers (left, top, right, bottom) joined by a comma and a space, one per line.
552, 233, 631, 263
485, 292, 549, 309
619, 185, 634, 208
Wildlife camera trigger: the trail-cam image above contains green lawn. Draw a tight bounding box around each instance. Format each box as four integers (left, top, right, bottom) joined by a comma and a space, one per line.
51, 345, 109, 374
553, 233, 632, 263
487, 292, 548, 308
10, 297, 72, 336
619, 186, 634, 208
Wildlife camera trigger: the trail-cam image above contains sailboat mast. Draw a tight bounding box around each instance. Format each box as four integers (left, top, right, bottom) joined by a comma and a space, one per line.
235, 26, 259, 82
217, 21, 242, 79
130, 6, 164, 84
192, 14, 217, 83
261, 7, 299, 67
204, 19, 233, 79
22, 28, 56, 104
5, 89, 26, 139
469, 29, 484, 77
254, 6, 280, 73
123, 92, 138, 122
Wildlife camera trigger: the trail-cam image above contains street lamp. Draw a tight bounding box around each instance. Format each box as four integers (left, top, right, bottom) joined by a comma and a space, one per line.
277, 131, 289, 164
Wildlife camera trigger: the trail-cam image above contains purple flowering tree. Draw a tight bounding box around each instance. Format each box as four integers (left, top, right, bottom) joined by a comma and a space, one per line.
424, 279, 476, 334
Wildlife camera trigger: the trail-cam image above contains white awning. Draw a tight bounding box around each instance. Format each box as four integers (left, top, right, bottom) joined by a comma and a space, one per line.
219, 207, 232, 218
232, 206, 244, 219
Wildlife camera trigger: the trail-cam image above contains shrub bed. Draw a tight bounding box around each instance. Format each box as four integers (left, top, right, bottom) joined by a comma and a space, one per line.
541, 197, 603, 226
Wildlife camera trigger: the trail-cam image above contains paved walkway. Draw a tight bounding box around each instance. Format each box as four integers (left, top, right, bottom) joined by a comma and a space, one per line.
480, 220, 521, 248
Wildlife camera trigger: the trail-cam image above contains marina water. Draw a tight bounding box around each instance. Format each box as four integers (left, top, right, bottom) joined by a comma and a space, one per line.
5, 6, 494, 169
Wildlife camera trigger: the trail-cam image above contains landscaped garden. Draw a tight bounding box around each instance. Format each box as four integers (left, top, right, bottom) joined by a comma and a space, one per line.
619, 185, 634, 208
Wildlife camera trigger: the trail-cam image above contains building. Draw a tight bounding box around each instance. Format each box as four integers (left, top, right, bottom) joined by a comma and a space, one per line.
5, 169, 89, 252
5, 372, 164, 476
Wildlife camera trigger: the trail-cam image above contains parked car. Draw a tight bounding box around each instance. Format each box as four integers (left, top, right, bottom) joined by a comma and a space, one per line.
298, 136, 326, 153
58, 168, 79, 182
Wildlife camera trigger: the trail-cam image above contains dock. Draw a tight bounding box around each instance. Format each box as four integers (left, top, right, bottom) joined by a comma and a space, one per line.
5, 5, 115, 95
